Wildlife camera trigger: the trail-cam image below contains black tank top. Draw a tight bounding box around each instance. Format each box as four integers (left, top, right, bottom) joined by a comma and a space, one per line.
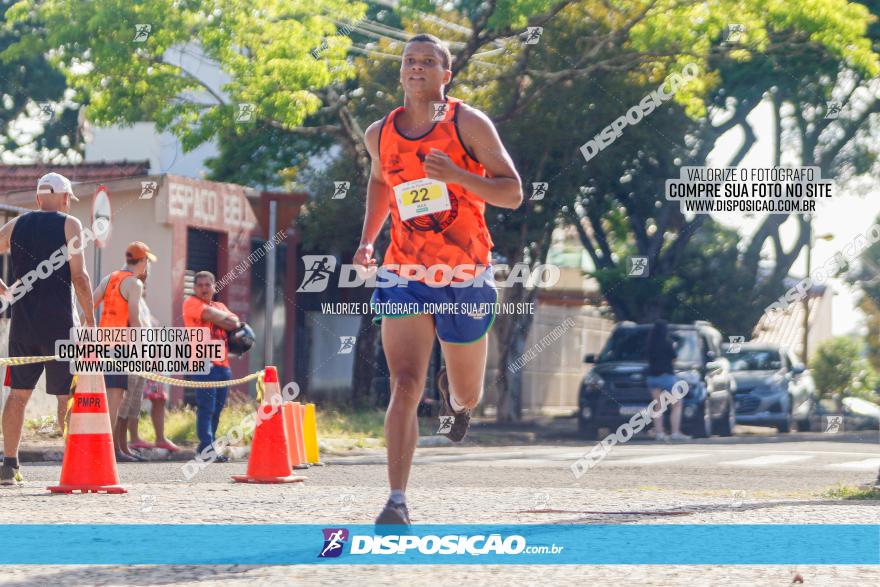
9, 211, 75, 334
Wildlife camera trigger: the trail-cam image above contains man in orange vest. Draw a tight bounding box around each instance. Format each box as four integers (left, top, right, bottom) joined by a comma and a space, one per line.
93, 241, 156, 462
183, 271, 241, 462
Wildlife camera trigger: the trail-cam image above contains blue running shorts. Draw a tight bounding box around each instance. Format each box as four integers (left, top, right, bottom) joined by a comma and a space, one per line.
370, 268, 498, 344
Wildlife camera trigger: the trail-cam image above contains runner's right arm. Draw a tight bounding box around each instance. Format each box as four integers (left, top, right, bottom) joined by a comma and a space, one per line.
65, 217, 96, 327
354, 121, 391, 268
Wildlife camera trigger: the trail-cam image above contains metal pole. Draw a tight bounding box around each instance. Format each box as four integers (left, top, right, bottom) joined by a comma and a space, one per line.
264, 200, 277, 366
802, 216, 812, 362
94, 246, 103, 323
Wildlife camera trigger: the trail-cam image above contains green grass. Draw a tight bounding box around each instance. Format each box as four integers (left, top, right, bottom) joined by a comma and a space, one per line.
24, 415, 57, 434
29, 402, 428, 451
822, 485, 880, 500
134, 403, 391, 449
317, 407, 386, 439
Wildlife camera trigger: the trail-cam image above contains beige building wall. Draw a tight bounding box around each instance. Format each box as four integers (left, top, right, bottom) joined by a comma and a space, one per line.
0, 177, 176, 426
2, 175, 175, 327
752, 287, 834, 362
484, 303, 614, 416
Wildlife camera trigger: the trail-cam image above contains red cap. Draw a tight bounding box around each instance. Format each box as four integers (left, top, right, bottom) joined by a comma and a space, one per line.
263, 366, 278, 383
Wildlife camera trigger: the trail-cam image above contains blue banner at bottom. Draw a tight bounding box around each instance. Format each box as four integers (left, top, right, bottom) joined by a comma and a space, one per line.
0, 525, 877, 565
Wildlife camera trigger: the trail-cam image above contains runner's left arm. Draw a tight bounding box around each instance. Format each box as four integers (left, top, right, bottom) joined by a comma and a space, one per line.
423, 106, 523, 209
0, 218, 16, 295
92, 274, 110, 309
123, 278, 144, 327
66, 217, 96, 327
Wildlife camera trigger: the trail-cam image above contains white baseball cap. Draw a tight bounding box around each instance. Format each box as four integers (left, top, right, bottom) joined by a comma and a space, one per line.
36, 172, 79, 201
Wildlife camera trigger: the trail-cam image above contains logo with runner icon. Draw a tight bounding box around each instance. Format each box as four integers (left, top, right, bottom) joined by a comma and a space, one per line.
319, 528, 349, 558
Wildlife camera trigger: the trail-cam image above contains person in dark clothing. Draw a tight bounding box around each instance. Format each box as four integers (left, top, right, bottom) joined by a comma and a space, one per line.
645, 319, 690, 441
0, 173, 97, 485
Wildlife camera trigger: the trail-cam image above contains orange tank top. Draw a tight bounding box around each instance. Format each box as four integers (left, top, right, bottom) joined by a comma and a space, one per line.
378, 97, 493, 275
99, 270, 133, 328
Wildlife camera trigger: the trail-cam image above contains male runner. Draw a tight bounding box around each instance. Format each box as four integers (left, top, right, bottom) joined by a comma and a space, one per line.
0, 173, 96, 485
354, 34, 523, 525
92, 241, 154, 462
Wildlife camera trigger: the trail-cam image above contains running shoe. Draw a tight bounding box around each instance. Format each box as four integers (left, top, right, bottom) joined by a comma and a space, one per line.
669, 432, 692, 441
375, 499, 411, 526
0, 465, 23, 486
436, 367, 471, 442
655, 432, 669, 442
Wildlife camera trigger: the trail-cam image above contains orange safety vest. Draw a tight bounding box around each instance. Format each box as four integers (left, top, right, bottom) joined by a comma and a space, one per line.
99, 270, 134, 328
378, 97, 493, 275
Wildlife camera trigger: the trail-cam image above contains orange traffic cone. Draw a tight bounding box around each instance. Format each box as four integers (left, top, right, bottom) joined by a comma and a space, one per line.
1, 366, 10, 414
232, 366, 306, 484
292, 402, 309, 467
47, 373, 126, 494
282, 402, 308, 470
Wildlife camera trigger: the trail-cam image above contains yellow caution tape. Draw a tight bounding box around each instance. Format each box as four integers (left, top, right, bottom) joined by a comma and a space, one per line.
0, 355, 57, 366
255, 371, 265, 404
0, 355, 264, 388
64, 393, 74, 441
5, 358, 265, 440
133, 370, 264, 388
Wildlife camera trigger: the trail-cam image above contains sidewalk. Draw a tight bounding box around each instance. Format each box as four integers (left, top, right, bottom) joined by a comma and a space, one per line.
1, 437, 197, 463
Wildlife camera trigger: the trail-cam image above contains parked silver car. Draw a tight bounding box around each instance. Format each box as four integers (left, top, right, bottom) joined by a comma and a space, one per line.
722, 343, 816, 433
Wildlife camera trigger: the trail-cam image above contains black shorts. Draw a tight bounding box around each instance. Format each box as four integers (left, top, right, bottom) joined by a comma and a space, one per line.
104, 373, 128, 389
8, 337, 73, 396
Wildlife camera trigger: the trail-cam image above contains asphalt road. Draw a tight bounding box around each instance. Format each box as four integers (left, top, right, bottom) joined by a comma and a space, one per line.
0, 430, 877, 585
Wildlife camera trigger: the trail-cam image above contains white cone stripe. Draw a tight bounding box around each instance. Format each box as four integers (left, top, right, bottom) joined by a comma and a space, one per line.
68, 413, 112, 435
263, 382, 281, 404
75, 374, 108, 394
825, 458, 880, 471
721, 455, 813, 466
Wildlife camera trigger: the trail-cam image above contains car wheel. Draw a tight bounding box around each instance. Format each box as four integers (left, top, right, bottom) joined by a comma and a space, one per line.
578, 415, 599, 440
716, 397, 735, 437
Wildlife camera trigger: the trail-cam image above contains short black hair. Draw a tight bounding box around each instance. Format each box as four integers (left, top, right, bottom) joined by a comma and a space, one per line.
405, 33, 452, 70
194, 271, 216, 285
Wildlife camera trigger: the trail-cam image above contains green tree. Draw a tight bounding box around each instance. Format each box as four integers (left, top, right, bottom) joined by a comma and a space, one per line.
0, 1, 80, 158
811, 336, 878, 401
11, 0, 880, 420
848, 212, 880, 370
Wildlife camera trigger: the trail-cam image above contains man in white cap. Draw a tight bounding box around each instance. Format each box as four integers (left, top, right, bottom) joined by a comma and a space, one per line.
0, 172, 96, 486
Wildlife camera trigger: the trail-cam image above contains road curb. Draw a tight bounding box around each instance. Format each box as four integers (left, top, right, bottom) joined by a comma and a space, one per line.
4, 446, 199, 463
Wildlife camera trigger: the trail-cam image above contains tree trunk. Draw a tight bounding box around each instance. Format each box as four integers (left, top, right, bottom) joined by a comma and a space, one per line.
494, 221, 554, 422
350, 312, 379, 408
495, 285, 540, 422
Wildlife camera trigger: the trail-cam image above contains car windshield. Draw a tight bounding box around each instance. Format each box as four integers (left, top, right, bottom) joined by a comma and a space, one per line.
597, 328, 701, 364
724, 349, 781, 372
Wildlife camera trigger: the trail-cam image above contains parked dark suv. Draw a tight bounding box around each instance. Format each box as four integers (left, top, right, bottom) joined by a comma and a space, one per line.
578, 321, 735, 439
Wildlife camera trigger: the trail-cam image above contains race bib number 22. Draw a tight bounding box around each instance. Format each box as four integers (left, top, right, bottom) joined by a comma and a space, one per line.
393, 178, 451, 221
